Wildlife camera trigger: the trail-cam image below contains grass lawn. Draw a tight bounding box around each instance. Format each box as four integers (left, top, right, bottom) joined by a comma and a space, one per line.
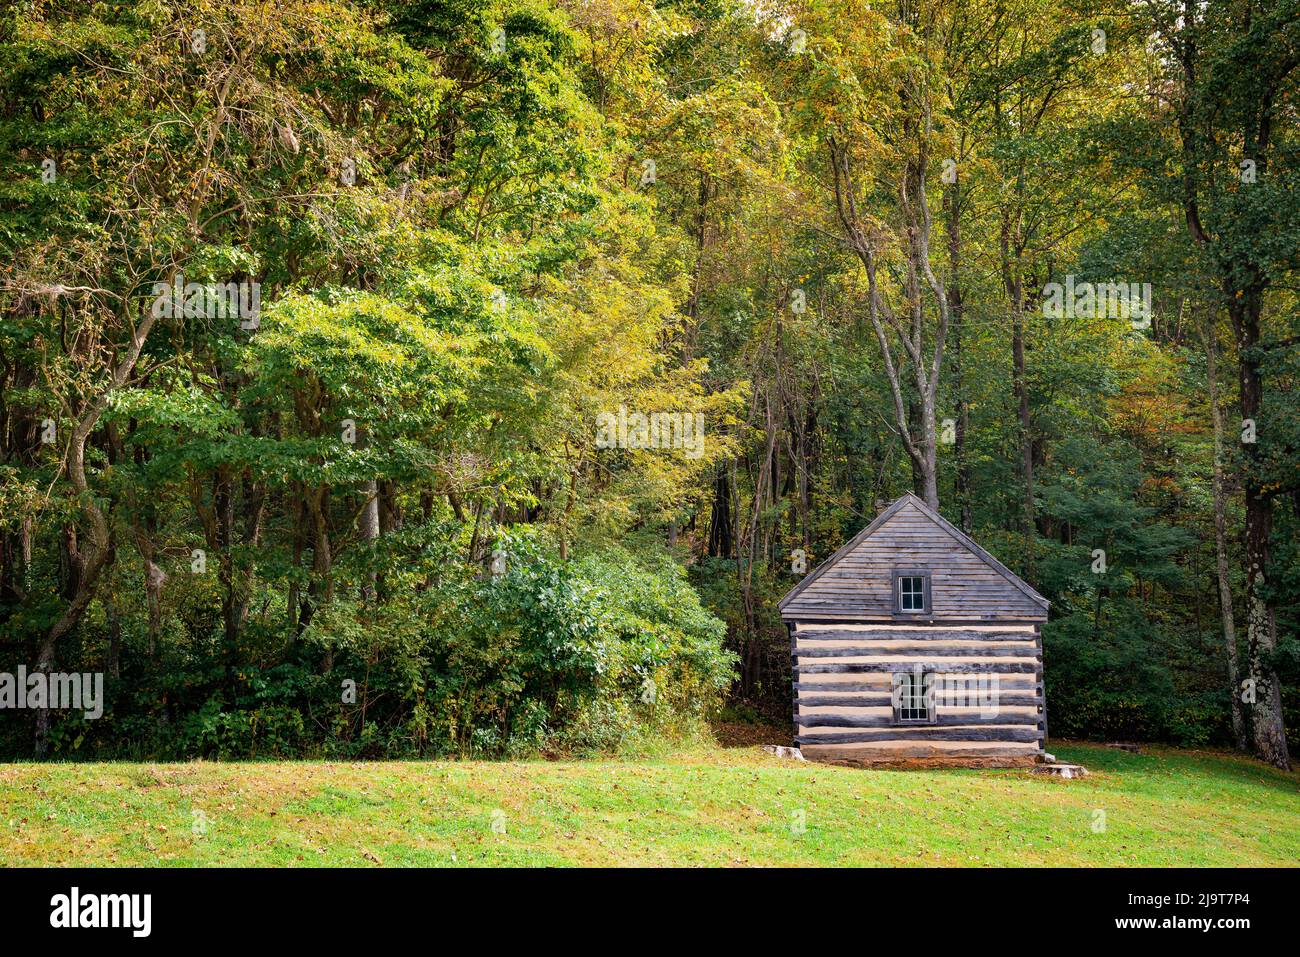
1, 741, 1296, 866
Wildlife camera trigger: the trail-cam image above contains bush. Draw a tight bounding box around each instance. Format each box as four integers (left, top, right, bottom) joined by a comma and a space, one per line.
176, 698, 306, 758
18, 530, 736, 762
405, 532, 735, 757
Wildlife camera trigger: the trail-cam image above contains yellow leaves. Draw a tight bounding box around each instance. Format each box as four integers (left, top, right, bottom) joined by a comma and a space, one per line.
1106, 342, 1194, 445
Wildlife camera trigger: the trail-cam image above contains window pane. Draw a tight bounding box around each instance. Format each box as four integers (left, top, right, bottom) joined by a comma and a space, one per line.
900, 576, 924, 611
896, 671, 931, 721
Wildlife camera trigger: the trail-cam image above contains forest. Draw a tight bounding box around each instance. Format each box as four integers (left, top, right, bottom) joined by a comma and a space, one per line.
0, 0, 1296, 770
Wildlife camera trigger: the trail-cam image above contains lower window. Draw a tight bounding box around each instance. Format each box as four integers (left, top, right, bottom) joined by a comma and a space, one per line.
892, 670, 933, 723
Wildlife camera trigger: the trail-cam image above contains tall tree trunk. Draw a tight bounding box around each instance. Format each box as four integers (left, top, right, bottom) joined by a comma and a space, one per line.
945, 175, 972, 533
1231, 293, 1289, 769
828, 119, 948, 513
798, 399, 816, 553
360, 478, 379, 603
288, 491, 304, 634
302, 483, 334, 670
34, 303, 155, 755
1169, 0, 1291, 769
133, 516, 165, 661
680, 172, 711, 363
708, 466, 734, 558
1012, 297, 1034, 558
1202, 319, 1248, 751
907, 393, 926, 499
999, 171, 1034, 574
215, 468, 238, 695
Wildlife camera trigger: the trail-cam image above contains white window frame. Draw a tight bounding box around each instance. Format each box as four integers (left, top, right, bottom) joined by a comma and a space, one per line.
892, 568, 931, 616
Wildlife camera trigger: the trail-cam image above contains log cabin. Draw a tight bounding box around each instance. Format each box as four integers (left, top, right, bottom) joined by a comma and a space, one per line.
780, 492, 1050, 767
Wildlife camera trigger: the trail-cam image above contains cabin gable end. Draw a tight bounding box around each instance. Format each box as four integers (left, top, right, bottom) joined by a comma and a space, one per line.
779, 493, 1048, 623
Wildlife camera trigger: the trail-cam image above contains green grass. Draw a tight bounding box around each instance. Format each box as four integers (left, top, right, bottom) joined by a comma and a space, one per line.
1, 742, 1296, 866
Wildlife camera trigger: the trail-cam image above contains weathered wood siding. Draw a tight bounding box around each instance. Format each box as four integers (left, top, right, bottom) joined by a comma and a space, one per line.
779, 497, 1048, 622
791, 623, 1046, 764
780, 494, 1050, 766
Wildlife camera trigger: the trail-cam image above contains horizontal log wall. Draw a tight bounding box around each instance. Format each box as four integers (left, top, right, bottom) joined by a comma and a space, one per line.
795, 626, 1039, 641
799, 742, 1040, 764
791, 622, 1045, 763
795, 693, 1040, 707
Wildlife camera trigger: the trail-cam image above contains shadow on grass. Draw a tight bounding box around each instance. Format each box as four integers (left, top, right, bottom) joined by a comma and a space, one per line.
1053, 740, 1300, 798
711, 721, 792, 749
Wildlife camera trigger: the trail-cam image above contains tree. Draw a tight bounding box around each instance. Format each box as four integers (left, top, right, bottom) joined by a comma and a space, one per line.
1145, 0, 1300, 768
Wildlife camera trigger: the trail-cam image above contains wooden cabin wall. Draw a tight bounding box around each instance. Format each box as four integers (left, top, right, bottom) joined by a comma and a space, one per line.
790, 623, 1046, 766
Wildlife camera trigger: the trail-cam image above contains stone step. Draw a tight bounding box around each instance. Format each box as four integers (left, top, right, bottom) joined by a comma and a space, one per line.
762, 745, 806, 761
1031, 763, 1088, 779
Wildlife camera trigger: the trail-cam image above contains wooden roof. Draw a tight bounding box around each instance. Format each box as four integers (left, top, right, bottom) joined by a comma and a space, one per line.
779, 493, 1049, 622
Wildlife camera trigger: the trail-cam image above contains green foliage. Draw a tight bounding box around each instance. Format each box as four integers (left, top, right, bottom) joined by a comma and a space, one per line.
1, 0, 1297, 765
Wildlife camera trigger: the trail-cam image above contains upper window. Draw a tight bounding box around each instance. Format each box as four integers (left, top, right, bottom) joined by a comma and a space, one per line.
892, 569, 931, 615
899, 576, 925, 611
